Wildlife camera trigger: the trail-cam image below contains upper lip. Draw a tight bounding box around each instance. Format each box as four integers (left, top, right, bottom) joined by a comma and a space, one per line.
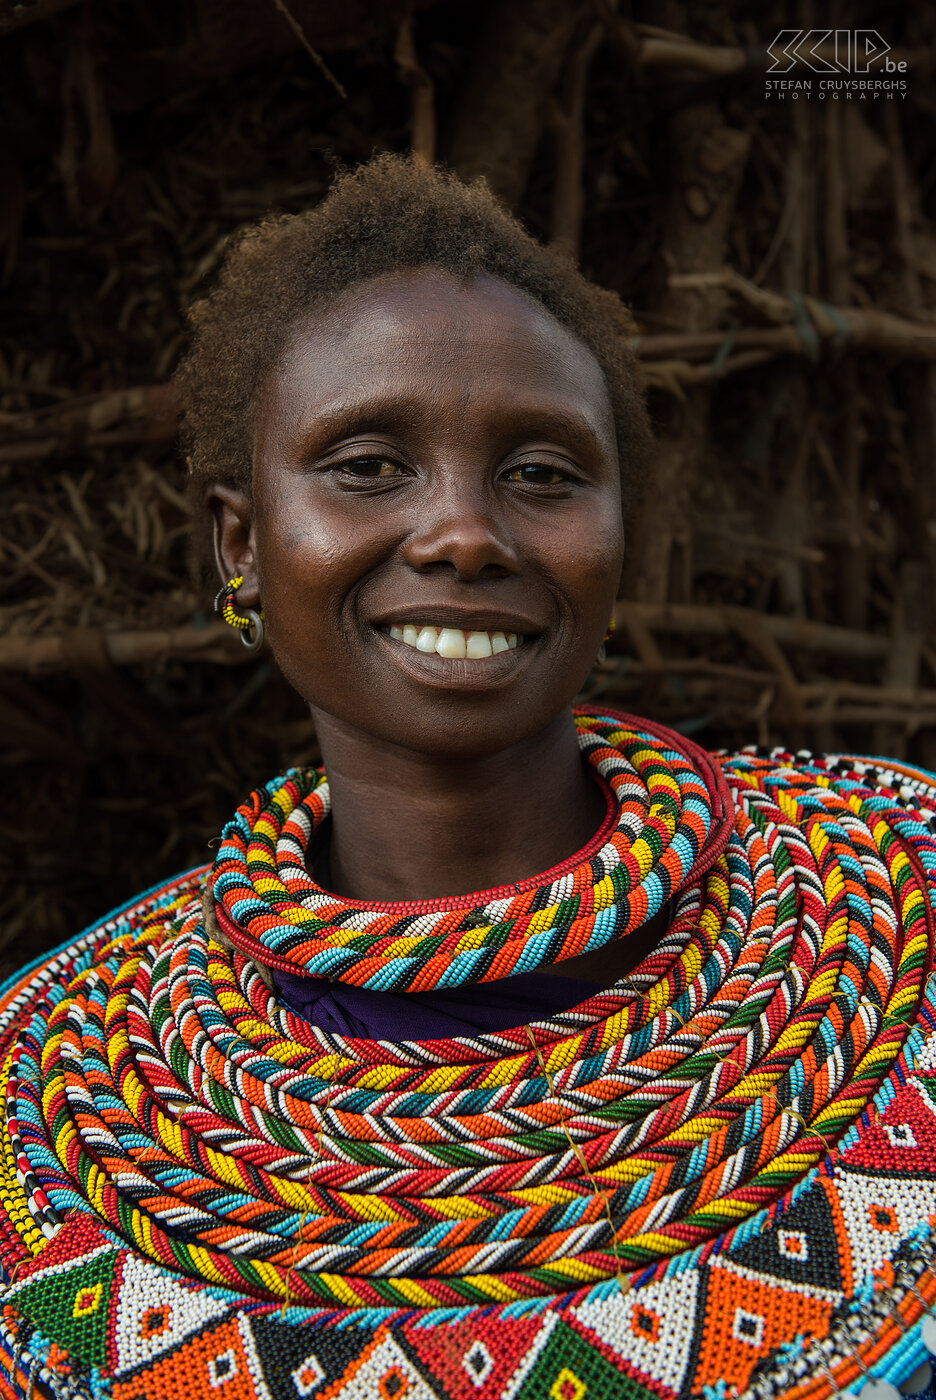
370, 604, 544, 634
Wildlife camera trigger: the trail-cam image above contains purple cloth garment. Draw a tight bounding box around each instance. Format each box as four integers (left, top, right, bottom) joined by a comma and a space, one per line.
271, 966, 602, 1039
270, 816, 605, 1038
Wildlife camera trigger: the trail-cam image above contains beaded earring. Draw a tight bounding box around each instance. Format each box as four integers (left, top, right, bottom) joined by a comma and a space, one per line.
596, 616, 617, 665
214, 575, 265, 653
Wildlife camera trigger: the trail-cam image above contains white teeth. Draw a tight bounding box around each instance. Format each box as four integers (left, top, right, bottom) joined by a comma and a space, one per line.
436, 628, 467, 658
466, 631, 493, 659
387, 624, 525, 659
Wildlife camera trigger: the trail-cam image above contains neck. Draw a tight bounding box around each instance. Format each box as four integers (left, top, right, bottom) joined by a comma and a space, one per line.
310, 708, 605, 903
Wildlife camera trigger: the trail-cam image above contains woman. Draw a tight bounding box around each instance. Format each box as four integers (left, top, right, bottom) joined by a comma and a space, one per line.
0, 156, 934, 1400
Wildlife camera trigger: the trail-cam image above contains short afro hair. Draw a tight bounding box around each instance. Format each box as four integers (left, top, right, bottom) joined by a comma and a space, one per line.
177, 153, 652, 505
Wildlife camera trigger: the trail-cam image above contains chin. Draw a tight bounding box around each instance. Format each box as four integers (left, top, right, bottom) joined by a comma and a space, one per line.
386, 695, 582, 763
308, 688, 576, 764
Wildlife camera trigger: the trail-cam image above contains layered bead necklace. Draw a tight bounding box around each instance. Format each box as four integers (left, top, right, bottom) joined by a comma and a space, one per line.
0, 709, 934, 1400
210, 711, 734, 991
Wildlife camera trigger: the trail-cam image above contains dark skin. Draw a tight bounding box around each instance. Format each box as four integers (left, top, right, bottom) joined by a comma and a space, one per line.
210, 267, 664, 983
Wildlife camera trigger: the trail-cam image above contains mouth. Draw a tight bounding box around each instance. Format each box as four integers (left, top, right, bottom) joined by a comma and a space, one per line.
383, 623, 523, 660
372, 615, 541, 693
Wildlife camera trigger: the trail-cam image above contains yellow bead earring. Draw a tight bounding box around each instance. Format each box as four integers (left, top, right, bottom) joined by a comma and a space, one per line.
214, 575, 265, 653
596, 616, 617, 665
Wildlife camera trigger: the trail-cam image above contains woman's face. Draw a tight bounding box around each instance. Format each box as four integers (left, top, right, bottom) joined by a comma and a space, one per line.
222, 267, 626, 759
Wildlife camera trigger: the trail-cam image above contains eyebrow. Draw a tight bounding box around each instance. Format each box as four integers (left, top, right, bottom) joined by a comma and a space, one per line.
282, 393, 611, 461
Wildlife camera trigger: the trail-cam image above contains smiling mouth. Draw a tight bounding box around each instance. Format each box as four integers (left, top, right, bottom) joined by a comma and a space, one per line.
383, 624, 524, 659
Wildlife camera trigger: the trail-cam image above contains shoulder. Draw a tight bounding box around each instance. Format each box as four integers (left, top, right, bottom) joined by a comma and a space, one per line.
0, 864, 210, 1012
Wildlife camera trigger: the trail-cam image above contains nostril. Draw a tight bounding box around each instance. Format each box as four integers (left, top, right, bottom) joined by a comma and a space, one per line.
401, 507, 520, 579
414, 559, 513, 581
414, 560, 459, 578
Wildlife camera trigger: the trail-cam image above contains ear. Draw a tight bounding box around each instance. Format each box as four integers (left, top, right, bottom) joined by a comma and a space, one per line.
206, 483, 260, 608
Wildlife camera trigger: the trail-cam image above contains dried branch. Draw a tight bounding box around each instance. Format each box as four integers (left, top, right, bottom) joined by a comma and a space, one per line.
549, 19, 605, 259
0, 384, 179, 463
597, 666, 936, 730
448, 0, 579, 206
614, 601, 890, 661
638, 299, 936, 363
0, 623, 245, 673
269, 0, 347, 99
592, 17, 924, 80
394, 15, 435, 166
625, 103, 751, 602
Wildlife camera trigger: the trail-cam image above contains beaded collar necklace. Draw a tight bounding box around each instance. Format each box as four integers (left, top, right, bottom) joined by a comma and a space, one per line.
0, 714, 935, 1400
210, 708, 734, 992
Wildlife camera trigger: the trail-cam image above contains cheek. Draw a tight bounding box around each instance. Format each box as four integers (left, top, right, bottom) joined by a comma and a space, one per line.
555, 510, 625, 615
252, 515, 348, 662
251, 487, 367, 615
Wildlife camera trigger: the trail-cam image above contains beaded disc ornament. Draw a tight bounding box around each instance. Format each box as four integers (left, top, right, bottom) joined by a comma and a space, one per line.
0, 709, 934, 1400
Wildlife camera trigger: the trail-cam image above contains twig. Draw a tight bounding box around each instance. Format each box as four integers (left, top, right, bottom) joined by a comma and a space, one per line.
824, 102, 850, 306
721, 604, 806, 725
615, 601, 890, 661
0, 427, 172, 464
394, 15, 435, 165
270, 0, 347, 100
625, 101, 750, 602
549, 18, 605, 259
638, 34, 749, 77
798, 677, 936, 708
598, 667, 936, 730
823, 102, 866, 635
638, 310, 936, 363
825, 705, 936, 729
0, 623, 245, 673
448, 0, 580, 207
0, 383, 179, 462
616, 24, 924, 80
640, 349, 774, 395
884, 106, 922, 313
601, 657, 777, 687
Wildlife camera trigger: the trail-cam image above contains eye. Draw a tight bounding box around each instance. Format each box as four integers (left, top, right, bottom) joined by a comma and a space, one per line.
341, 457, 403, 478
504, 463, 571, 485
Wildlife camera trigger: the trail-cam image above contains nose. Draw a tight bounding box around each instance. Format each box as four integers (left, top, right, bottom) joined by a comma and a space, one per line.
401, 479, 520, 581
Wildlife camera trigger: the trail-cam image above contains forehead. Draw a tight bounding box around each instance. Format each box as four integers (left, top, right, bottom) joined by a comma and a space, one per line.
261, 268, 613, 428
